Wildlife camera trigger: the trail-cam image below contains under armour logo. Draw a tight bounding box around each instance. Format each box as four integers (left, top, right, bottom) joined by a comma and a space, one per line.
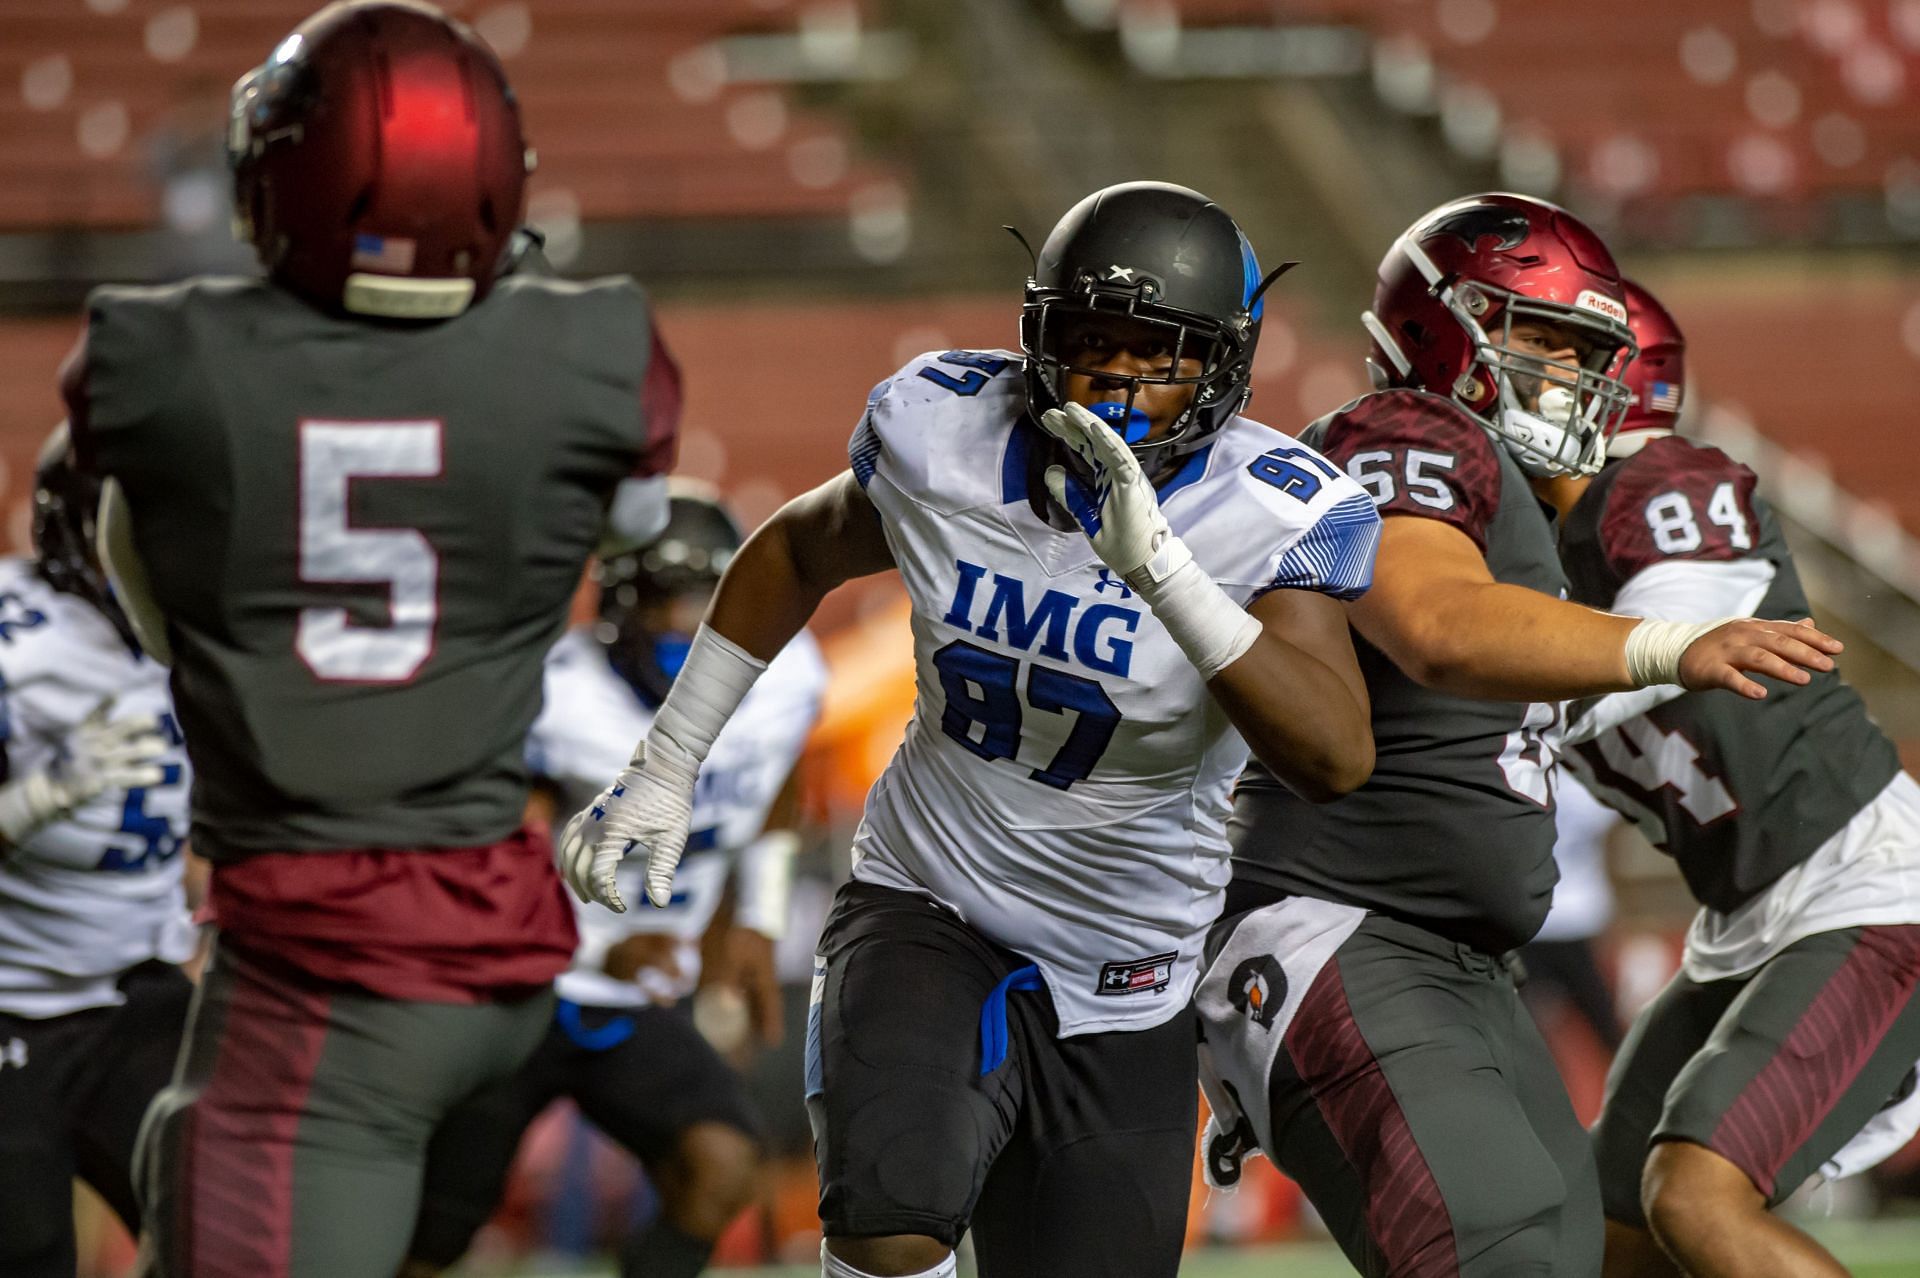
1103, 969, 1132, 989
1093, 569, 1133, 599
1105, 265, 1136, 282
1, 1037, 25, 1070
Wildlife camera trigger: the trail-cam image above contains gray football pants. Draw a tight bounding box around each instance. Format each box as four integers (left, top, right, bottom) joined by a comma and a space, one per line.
134, 937, 552, 1278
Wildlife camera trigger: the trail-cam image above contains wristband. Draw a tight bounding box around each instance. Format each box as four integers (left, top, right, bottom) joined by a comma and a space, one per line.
642, 624, 768, 769
1623, 617, 1741, 688
1132, 555, 1263, 682
734, 829, 802, 939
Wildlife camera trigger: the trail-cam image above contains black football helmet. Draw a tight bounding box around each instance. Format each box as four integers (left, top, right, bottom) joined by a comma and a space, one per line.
33, 425, 141, 653
1019, 181, 1286, 474
593, 482, 744, 704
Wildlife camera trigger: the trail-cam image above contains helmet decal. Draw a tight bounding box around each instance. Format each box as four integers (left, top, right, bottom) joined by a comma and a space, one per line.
1418, 203, 1530, 251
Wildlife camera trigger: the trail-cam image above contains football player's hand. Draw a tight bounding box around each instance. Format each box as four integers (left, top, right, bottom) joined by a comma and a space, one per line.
1678, 617, 1841, 699
557, 739, 698, 913
53, 700, 169, 806
1040, 402, 1193, 588
602, 933, 686, 994
705, 926, 783, 1048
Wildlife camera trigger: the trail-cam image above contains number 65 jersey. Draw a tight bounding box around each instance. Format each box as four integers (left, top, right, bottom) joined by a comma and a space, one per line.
847, 350, 1378, 1035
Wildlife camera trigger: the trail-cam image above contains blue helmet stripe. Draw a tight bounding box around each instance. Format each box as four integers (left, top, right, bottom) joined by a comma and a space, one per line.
1239, 233, 1264, 322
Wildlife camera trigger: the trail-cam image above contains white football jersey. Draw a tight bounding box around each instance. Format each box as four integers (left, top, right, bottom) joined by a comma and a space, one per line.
848, 350, 1379, 1035
531, 626, 827, 1006
0, 557, 194, 1019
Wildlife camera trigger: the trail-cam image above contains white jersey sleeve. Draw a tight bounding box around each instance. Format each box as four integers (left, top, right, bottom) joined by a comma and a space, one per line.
846, 354, 1377, 1035
0, 558, 194, 1018
537, 627, 827, 1008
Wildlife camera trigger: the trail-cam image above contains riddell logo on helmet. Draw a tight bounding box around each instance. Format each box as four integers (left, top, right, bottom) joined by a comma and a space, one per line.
1575, 290, 1628, 324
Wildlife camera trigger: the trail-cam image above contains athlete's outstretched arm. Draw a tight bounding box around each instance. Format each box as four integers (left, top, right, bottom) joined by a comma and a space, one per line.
560, 472, 893, 913
704, 471, 895, 660
1211, 589, 1372, 801
1352, 516, 1839, 702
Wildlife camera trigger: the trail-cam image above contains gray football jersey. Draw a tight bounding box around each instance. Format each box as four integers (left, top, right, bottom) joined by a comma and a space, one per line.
1558, 435, 1900, 913
1233, 390, 1564, 953
74, 272, 677, 860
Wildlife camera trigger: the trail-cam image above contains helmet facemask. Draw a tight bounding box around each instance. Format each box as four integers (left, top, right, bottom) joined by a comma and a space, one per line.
1021, 275, 1253, 478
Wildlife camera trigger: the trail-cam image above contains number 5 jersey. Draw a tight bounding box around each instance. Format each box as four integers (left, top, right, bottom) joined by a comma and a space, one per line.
66, 271, 677, 998
0, 557, 193, 1019
846, 350, 1379, 1035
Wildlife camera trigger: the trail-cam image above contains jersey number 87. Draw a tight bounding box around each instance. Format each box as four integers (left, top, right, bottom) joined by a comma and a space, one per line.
932, 640, 1121, 790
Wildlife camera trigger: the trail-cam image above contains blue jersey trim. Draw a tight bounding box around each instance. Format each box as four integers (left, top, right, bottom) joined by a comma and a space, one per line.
1256, 493, 1381, 601
849, 414, 882, 490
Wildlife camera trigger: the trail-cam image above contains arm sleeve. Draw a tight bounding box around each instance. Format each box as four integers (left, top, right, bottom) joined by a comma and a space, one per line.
1560, 557, 1777, 744
1316, 391, 1504, 553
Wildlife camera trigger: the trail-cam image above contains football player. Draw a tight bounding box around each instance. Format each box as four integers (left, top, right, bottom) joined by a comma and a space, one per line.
563, 181, 1383, 1278
405, 486, 826, 1278
1555, 280, 1920, 1278
1196, 194, 1843, 1278
62, 5, 679, 1275
0, 429, 191, 1278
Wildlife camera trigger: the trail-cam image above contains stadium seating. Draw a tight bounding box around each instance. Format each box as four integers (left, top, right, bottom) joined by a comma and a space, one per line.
0, 0, 899, 231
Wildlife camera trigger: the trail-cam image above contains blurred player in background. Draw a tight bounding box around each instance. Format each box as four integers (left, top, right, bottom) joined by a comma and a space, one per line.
1199, 194, 1842, 1278
1521, 771, 1625, 1054
0, 428, 192, 1278
1556, 279, 1920, 1278
563, 181, 1381, 1278
406, 486, 826, 1278
61, 4, 678, 1275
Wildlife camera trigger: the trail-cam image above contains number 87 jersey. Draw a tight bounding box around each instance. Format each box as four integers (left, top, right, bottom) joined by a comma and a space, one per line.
848, 350, 1378, 1036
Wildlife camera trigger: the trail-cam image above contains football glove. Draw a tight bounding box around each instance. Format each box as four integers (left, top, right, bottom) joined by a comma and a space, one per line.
556, 736, 698, 914
0, 700, 169, 846
1040, 402, 1194, 588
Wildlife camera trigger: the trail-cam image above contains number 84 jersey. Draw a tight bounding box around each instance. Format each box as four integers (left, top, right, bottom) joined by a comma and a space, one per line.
847, 351, 1378, 1036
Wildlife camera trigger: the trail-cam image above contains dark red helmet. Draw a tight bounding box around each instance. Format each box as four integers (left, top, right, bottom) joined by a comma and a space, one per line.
1362, 193, 1637, 477
1613, 278, 1687, 457
227, 1, 530, 319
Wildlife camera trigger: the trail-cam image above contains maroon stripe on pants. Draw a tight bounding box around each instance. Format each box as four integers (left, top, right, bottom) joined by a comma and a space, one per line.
1284, 958, 1457, 1277
1711, 925, 1920, 1197
184, 959, 332, 1278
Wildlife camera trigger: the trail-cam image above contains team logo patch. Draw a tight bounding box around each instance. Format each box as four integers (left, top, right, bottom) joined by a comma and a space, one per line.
1096, 951, 1178, 997
1228, 955, 1287, 1029
1417, 205, 1529, 251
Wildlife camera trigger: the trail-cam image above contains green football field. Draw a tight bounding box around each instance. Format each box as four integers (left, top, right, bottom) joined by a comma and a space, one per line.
501, 1216, 1920, 1277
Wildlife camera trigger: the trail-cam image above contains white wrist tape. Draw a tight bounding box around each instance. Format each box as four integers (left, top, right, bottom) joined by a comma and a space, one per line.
642, 625, 768, 769
1623, 617, 1741, 688
734, 829, 802, 939
0, 771, 74, 846
1133, 555, 1263, 682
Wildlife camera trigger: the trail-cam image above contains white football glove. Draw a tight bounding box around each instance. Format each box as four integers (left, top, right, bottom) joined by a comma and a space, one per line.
0, 699, 169, 846
556, 737, 698, 914
1040, 402, 1194, 588
1040, 401, 1264, 682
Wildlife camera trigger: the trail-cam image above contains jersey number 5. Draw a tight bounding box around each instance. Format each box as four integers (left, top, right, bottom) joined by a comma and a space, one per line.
932, 640, 1120, 790
296, 420, 442, 684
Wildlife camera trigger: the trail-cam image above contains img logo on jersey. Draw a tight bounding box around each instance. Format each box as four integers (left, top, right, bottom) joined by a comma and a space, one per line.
942, 560, 1140, 678
1228, 954, 1286, 1029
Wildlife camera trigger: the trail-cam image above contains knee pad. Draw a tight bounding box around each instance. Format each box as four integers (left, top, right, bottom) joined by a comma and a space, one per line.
821, 1240, 957, 1278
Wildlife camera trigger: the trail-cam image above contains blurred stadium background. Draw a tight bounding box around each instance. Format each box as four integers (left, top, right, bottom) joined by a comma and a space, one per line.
6, 0, 1920, 1272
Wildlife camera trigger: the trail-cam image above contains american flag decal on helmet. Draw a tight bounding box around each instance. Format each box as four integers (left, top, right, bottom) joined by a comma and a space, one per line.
351, 233, 416, 273
1646, 380, 1683, 413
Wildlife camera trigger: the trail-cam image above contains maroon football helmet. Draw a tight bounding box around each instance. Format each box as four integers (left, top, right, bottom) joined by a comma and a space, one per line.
1362, 193, 1637, 477
227, 1, 530, 319
1612, 278, 1687, 457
